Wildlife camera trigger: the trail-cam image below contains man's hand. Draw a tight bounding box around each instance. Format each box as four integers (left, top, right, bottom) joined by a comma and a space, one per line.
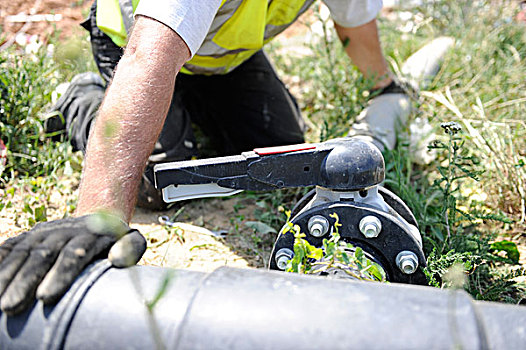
334, 19, 412, 151
0, 214, 146, 315
348, 80, 414, 151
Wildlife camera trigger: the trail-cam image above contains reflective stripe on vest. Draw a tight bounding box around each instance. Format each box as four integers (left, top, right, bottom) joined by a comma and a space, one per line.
96, 0, 139, 47
120, 0, 135, 35
96, 0, 315, 75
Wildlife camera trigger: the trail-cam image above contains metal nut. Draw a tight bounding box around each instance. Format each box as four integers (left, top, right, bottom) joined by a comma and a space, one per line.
275, 248, 294, 270
359, 216, 382, 238
396, 251, 419, 274
308, 215, 330, 237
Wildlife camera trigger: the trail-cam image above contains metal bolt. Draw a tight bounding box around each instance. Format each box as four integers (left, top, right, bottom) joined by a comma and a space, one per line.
275, 248, 294, 270
396, 251, 419, 274
308, 215, 330, 237
359, 216, 382, 238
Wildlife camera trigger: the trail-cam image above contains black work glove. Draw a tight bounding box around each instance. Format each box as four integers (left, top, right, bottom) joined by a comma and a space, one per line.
369, 79, 410, 97
0, 214, 146, 316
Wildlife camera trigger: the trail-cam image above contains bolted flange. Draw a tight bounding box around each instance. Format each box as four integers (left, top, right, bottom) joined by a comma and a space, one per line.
359, 216, 382, 238
307, 215, 330, 237
396, 251, 419, 274
275, 248, 294, 270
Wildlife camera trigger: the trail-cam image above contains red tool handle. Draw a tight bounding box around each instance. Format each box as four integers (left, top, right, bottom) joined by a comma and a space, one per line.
253, 143, 316, 156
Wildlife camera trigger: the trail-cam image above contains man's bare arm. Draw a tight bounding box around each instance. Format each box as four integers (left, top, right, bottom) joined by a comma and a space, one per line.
75, 16, 191, 222
340, 18, 414, 151
334, 19, 391, 90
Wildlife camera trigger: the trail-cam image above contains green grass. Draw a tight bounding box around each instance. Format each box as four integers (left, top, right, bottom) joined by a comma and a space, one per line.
0, 28, 94, 183
0, 33, 90, 225
1, 46, 62, 180
387, 0, 526, 301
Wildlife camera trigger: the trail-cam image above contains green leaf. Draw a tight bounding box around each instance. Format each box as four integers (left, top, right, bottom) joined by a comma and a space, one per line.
354, 247, 364, 269
341, 251, 350, 265
294, 242, 306, 263
146, 270, 174, 312
325, 241, 335, 256
354, 247, 364, 261
255, 200, 266, 208
367, 264, 386, 282
34, 205, 47, 222
23, 203, 32, 214
245, 221, 277, 234
189, 243, 213, 251
490, 240, 520, 264
307, 245, 323, 260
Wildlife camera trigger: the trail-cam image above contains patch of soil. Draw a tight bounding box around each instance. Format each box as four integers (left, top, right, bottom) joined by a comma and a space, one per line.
132, 197, 273, 272
0, 174, 274, 272
0, 0, 91, 46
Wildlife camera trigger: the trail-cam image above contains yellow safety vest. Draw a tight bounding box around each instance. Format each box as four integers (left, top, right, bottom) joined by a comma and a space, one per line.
96, 0, 315, 75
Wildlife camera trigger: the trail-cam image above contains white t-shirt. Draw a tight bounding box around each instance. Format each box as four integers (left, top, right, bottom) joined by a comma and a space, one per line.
135, 0, 383, 56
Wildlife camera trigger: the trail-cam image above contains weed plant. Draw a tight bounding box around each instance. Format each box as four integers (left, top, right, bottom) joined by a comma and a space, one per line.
0, 46, 62, 181
389, 0, 526, 302
284, 212, 386, 282
412, 1, 526, 224
0, 24, 95, 181
0, 40, 85, 225
384, 123, 524, 302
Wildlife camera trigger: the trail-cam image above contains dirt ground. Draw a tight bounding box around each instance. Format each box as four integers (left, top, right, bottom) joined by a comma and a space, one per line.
1, 0, 90, 47
0, 177, 274, 271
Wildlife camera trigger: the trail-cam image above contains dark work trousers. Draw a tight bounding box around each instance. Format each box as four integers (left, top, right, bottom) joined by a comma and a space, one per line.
72, 1, 306, 208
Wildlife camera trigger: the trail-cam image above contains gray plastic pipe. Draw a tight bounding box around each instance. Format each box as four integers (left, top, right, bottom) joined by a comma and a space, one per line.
1, 261, 525, 350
